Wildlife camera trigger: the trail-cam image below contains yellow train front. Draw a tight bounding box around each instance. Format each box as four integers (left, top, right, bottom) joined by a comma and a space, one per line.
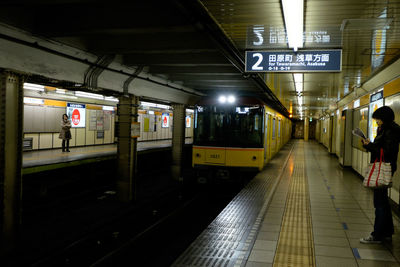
192, 96, 291, 182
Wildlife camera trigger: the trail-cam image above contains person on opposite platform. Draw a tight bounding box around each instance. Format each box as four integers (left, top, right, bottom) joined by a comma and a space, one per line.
59, 113, 72, 152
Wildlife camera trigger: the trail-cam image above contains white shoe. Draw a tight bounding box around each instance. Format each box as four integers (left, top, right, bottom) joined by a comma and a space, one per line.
360, 235, 382, 244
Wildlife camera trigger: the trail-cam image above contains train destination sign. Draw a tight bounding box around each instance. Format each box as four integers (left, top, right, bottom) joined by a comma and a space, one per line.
245, 50, 342, 72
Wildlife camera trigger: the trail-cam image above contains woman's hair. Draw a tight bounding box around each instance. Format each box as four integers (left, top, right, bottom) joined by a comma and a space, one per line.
63, 114, 68, 119
372, 106, 395, 124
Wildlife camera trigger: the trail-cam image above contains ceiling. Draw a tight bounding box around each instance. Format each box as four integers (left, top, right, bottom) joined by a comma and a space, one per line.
201, 0, 400, 118
0, 0, 400, 119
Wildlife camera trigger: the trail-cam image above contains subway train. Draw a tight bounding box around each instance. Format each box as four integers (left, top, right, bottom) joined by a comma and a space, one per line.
316, 89, 400, 207
192, 95, 291, 182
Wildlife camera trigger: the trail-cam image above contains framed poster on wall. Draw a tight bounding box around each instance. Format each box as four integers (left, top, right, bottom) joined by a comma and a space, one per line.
162, 113, 170, 128
67, 103, 86, 128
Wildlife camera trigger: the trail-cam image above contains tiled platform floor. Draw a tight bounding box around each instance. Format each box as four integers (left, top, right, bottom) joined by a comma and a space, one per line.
173, 140, 400, 267
247, 140, 400, 267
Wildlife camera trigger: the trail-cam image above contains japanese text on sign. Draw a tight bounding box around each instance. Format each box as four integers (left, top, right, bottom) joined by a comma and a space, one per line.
245, 50, 341, 72
247, 26, 341, 49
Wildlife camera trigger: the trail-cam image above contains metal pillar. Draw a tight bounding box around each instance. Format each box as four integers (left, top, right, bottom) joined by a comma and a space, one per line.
116, 95, 138, 202
0, 71, 23, 253
171, 104, 185, 181
304, 118, 309, 141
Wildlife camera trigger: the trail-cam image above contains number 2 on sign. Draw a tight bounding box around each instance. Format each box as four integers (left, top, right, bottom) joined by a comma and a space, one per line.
252, 53, 263, 70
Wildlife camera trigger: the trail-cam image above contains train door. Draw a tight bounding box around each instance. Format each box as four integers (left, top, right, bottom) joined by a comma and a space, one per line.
278, 119, 281, 149
271, 117, 276, 156
264, 113, 269, 162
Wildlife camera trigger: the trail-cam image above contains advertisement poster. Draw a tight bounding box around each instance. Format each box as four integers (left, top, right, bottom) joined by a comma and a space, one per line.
131, 122, 140, 138
185, 116, 191, 128
144, 117, 150, 132
67, 103, 86, 128
368, 92, 384, 141
96, 110, 104, 130
89, 110, 97, 131
162, 113, 170, 128
103, 111, 111, 131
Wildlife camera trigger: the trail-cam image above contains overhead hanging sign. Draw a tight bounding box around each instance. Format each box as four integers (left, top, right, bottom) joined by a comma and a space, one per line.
67, 103, 86, 128
245, 50, 342, 72
246, 26, 342, 49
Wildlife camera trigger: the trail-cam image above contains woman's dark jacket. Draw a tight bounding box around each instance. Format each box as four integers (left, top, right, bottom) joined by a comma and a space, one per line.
363, 121, 400, 175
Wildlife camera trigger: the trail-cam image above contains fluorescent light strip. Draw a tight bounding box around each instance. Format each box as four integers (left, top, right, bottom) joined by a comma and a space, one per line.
141, 101, 170, 110
75, 91, 104, 100
24, 83, 45, 92
297, 96, 303, 106
104, 96, 119, 102
103, 106, 115, 111
281, 0, 304, 51
293, 73, 303, 94
293, 73, 303, 84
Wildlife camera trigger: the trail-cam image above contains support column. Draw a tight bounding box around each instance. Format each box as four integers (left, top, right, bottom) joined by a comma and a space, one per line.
304, 117, 309, 141
0, 71, 23, 253
116, 95, 138, 202
171, 104, 185, 181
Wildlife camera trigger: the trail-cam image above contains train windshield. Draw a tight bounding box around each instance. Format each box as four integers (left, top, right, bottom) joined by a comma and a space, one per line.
194, 105, 226, 146
194, 105, 263, 148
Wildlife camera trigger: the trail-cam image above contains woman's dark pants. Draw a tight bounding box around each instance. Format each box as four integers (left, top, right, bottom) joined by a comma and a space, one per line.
372, 188, 394, 239
62, 139, 70, 151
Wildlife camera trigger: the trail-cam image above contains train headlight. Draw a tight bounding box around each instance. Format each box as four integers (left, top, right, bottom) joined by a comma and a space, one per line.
218, 95, 235, 104
218, 96, 227, 103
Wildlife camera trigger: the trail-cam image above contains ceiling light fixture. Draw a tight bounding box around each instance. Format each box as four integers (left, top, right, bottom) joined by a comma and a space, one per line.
281, 0, 304, 51
23, 83, 45, 92
75, 91, 104, 100
293, 73, 303, 94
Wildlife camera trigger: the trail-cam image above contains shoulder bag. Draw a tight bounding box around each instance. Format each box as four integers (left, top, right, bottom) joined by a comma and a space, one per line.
363, 148, 392, 188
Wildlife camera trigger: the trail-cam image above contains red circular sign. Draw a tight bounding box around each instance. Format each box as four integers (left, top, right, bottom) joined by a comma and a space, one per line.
72, 109, 80, 125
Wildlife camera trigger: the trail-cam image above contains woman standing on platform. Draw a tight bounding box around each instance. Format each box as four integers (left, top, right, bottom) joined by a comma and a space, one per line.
59, 113, 72, 152
360, 106, 400, 244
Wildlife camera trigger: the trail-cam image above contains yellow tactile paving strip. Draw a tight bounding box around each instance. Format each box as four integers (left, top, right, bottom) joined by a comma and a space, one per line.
273, 147, 316, 267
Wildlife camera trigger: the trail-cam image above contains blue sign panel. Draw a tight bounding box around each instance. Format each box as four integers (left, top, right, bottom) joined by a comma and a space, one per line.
370, 91, 383, 102
67, 103, 86, 108
245, 50, 342, 72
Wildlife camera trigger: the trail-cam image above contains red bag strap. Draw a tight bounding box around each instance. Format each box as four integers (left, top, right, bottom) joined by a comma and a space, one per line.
376, 157, 382, 187
380, 148, 385, 162
367, 161, 376, 187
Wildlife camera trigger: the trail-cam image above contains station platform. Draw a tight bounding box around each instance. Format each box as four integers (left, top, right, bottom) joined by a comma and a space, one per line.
173, 140, 400, 267
22, 138, 193, 173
